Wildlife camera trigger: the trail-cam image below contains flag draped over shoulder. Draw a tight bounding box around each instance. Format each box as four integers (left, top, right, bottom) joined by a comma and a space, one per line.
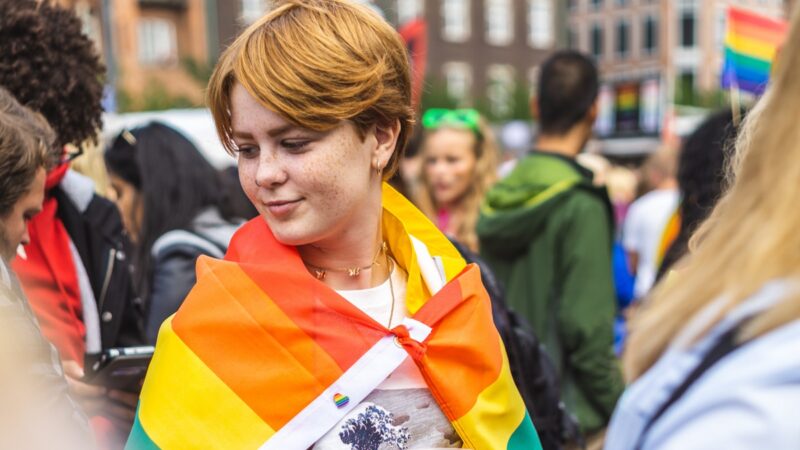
722, 6, 788, 95
126, 184, 541, 450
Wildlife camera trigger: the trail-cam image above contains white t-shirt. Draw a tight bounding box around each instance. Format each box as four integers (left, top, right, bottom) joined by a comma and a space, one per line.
312, 263, 462, 449
622, 188, 680, 299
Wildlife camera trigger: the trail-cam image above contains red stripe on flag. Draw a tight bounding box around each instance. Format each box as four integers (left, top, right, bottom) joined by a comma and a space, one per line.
729, 7, 788, 35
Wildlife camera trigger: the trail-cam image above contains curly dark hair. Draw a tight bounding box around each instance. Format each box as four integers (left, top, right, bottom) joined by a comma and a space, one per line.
0, 0, 105, 148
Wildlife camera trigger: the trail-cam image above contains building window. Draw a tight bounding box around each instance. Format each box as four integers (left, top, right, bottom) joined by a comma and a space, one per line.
643, 15, 658, 54
487, 65, 515, 119
590, 0, 603, 10
679, 1, 697, 48
567, 27, 578, 50
241, 0, 268, 24
397, 0, 424, 25
591, 22, 603, 59
137, 18, 177, 66
677, 70, 696, 104
568, 0, 579, 11
442, 0, 471, 42
616, 19, 629, 59
615, 0, 628, 5
527, 0, 553, 48
486, 0, 513, 46
443, 62, 473, 105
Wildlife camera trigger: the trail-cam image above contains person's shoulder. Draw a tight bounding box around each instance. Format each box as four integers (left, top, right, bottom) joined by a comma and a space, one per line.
152, 229, 225, 261
559, 185, 610, 218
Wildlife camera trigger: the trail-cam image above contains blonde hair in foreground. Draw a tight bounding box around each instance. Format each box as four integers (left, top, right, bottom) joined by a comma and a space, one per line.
206, 0, 414, 179
415, 118, 498, 252
624, 7, 800, 380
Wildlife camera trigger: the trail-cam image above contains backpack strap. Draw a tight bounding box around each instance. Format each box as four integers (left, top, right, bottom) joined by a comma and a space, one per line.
634, 322, 743, 450
151, 229, 226, 260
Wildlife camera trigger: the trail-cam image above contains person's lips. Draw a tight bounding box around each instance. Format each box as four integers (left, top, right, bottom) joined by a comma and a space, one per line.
264, 198, 302, 218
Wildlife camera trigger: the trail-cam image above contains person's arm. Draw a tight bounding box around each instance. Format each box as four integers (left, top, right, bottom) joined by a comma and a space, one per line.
557, 195, 625, 422
144, 249, 200, 344
0, 286, 96, 449
645, 383, 800, 450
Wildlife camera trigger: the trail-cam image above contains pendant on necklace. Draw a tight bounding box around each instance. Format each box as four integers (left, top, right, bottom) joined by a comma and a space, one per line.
314, 269, 326, 280
347, 267, 361, 277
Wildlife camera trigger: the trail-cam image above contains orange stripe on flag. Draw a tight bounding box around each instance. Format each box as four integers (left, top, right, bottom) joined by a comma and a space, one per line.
237, 262, 386, 370
173, 259, 348, 429
729, 20, 786, 45
419, 266, 504, 420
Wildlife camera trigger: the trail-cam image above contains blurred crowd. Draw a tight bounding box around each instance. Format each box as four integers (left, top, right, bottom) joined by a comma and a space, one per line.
1, 0, 798, 449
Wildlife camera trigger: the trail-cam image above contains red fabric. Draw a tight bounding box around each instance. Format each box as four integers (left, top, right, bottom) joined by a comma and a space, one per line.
12, 165, 86, 366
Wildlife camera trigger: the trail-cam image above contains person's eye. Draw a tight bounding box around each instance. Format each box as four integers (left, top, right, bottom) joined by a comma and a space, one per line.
281, 139, 310, 152
235, 145, 259, 159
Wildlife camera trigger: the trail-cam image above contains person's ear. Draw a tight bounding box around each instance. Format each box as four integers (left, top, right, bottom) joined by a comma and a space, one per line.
530, 97, 540, 121
371, 119, 401, 173
586, 99, 599, 124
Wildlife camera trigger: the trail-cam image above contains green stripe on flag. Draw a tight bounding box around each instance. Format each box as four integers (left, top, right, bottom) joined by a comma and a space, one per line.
125, 408, 160, 450
725, 47, 772, 74
507, 411, 543, 450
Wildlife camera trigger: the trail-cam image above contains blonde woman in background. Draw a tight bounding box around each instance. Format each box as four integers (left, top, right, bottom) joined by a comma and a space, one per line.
415, 109, 498, 252
605, 8, 800, 449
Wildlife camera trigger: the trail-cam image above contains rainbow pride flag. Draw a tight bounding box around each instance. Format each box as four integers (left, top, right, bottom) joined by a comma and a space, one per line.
126, 185, 541, 449
722, 6, 788, 95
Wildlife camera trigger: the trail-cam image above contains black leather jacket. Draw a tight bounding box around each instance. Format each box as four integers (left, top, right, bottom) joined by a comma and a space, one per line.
144, 208, 240, 344
54, 172, 144, 354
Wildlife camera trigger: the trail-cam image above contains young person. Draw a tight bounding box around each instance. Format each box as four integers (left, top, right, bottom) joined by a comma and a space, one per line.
0, 86, 94, 450
105, 123, 242, 344
415, 108, 498, 252
128, 1, 541, 449
478, 51, 623, 446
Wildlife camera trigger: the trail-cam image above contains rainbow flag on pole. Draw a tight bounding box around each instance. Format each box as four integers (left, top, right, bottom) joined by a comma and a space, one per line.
722, 6, 788, 95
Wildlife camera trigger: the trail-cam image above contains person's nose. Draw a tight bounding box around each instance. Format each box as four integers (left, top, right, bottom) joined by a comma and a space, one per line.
255, 149, 289, 188
20, 227, 30, 247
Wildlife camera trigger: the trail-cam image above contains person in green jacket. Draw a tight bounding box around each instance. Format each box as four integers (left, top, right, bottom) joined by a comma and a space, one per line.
478, 51, 624, 445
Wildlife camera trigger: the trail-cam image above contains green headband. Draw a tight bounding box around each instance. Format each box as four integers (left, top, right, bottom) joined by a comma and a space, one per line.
421, 108, 482, 135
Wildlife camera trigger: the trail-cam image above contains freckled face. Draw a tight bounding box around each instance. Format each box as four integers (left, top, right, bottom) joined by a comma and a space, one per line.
230, 83, 379, 247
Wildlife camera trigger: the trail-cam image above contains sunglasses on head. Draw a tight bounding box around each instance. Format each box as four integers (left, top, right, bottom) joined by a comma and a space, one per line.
421, 108, 482, 136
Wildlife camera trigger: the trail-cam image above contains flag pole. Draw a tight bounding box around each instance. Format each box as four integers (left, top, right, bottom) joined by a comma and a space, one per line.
730, 81, 741, 127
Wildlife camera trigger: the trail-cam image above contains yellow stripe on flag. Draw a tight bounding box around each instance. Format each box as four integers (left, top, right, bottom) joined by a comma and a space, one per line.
138, 317, 275, 449
725, 32, 779, 61
452, 337, 528, 449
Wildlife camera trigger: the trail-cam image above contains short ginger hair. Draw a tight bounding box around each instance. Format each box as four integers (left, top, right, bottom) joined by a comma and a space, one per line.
207, 0, 414, 179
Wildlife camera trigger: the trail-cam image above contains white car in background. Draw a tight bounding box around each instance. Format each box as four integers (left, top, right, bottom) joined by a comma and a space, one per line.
103, 108, 236, 169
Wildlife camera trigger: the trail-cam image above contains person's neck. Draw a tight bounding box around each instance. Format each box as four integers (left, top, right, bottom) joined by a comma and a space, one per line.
437, 201, 465, 232
0, 257, 12, 288
297, 190, 389, 291
657, 178, 678, 191
535, 128, 589, 158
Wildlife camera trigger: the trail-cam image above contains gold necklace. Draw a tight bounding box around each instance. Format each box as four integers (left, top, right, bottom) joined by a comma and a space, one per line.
306, 242, 388, 280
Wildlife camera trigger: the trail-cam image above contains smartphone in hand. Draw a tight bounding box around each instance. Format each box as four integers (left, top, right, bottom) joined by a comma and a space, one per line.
83, 346, 154, 393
